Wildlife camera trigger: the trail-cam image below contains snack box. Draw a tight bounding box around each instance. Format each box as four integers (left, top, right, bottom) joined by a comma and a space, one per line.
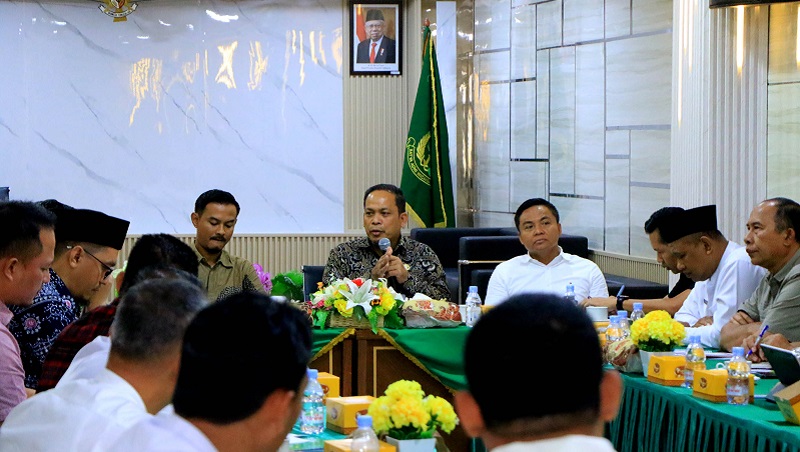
774, 380, 800, 425
326, 396, 375, 434
692, 368, 755, 403
317, 372, 340, 400
324, 439, 396, 452
647, 355, 686, 386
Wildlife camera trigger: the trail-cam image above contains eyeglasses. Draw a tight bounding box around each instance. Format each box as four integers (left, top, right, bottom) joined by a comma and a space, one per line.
66, 245, 114, 279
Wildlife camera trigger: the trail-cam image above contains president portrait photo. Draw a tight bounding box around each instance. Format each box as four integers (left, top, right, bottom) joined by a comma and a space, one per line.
350, 1, 401, 76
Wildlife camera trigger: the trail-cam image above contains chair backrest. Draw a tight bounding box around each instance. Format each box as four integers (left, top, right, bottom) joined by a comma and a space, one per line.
409, 227, 510, 268
301, 265, 325, 301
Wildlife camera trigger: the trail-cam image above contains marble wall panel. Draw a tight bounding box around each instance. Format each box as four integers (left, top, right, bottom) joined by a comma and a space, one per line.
605, 158, 631, 254
575, 43, 605, 197
632, 0, 672, 34
607, 33, 672, 127
768, 3, 800, 84
548, 47, 576, 195
477, 50, 512, 82
630, 186, 669, 257
537, 0, 563, 49
510, 161, 548, 208
475, 83, 512, 212
767, 84, 800, 200
606, 130, 631, 155
606, 0, 632, 40
536, 49, 551, 158
439, 1, 459, 195
511, 80, 537, 159
563, 0, 605, 45
474, 211, 515, 227
0, 0, 343, 234
552, 196, 604, 248
630, 130, 670, 185
511, 4, 537, 80
475, 0, 512, 51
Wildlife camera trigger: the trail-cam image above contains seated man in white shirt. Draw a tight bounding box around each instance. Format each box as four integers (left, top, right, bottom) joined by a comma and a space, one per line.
109, 291, 313, 452
455, 293, 622, 451
664, 205, 766, 348
485, 198, 608, 306
0, 277, 208, 451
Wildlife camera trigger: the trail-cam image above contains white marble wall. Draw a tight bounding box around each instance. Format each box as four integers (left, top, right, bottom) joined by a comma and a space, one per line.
0, 0, 343, 234
470, 0, 672, 254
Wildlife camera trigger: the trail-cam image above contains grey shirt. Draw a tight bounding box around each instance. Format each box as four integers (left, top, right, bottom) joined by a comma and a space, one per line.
740, 249, 800, 342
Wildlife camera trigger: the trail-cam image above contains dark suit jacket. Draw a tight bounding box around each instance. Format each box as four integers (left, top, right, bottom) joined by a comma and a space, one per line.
356, 37, 396, 64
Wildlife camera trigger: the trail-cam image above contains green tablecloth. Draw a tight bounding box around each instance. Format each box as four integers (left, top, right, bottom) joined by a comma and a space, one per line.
610, 368, 800, 451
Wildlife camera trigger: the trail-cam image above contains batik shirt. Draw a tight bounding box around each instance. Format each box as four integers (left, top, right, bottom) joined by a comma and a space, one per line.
9, 269, 81, 389
323, 236, 451, 301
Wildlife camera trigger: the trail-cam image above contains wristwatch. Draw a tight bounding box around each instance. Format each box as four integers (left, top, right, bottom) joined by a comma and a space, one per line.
616, 295, 627, 312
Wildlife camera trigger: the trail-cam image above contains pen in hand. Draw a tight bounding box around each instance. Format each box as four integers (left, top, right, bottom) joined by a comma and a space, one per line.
746, 324, 769, 358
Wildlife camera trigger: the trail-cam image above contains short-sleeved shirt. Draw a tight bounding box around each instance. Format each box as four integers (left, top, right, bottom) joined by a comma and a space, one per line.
194, 247, 266, 302
108, 411, 216, 452
0, 303, 26, 422
8, 269, 81, 389
740, 249, 800, 342
37, 300, 118, 392
669, 274, 695, 298
323, 236, 451, 301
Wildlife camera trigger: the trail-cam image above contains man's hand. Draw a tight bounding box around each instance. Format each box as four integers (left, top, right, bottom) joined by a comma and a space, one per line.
729, 311, 755, 326
370, 247, 410, 283
692, 316, 713, 327
579, 296, 617, 313
742, 332, 784, 363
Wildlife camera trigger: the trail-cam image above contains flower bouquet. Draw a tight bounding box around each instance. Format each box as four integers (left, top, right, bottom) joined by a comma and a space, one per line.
368, 380, 458, 447
310, 277, 404, 332
630, 310, 686, 352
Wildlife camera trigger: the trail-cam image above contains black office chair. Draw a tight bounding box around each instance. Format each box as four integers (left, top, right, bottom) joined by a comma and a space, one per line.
302, 265, 325, 301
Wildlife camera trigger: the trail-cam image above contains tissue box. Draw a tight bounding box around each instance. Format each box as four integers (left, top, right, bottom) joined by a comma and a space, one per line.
324, 439, 396, 452
774, 381, 800, 424
692, 368, 755, 403
326, 396, 375, 434
317, 372, 340, 400
647, 355, 686, 386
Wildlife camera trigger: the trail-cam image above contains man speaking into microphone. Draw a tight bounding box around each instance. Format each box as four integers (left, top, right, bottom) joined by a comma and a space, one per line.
323, 184, 451, 301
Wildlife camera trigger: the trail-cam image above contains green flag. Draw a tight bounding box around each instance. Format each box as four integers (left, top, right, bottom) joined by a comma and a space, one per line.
401, 25, 455, 228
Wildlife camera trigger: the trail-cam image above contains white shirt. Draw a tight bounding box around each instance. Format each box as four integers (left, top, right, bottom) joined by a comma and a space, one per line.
674, 241, 766, 348
57, 335, 110, 386
485, 248, 609, 306
109, 411, 217, 451
0, 368, 149, 452
493, 434, 617, 451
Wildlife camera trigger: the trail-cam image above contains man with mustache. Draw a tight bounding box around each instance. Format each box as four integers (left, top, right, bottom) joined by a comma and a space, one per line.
191, 190, 265, 302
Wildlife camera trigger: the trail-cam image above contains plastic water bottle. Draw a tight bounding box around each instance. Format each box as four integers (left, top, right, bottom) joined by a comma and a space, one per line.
299, 368, 326, 435
564, 282, 576, 304
606, 315, 623, 343
618, 311, 631, 338
727, 346, 751, 405
350, 415, 380, 452
465, 286, 482, 327
684, 335, 706, 388
630, 302, 645, 323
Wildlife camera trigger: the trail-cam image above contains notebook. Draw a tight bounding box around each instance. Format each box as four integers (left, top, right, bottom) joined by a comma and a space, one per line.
760, 344, 800, 402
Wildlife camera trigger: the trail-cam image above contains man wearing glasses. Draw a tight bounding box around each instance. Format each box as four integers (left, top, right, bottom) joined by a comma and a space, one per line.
8, 200, 129, 392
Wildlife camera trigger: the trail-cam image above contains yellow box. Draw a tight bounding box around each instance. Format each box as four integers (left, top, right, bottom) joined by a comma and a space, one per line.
326, 396, 375, 434
324, 439, 396, 452
647, 355, 686, 386
774, 380, 800, 425
317, 372, 340, 400
692, 368, 755, 403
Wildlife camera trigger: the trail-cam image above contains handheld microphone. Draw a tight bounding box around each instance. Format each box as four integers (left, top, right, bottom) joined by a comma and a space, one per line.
378, 238, 391, 252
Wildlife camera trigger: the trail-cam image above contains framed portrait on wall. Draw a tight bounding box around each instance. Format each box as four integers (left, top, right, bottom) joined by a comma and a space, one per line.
350, 0, 402, 76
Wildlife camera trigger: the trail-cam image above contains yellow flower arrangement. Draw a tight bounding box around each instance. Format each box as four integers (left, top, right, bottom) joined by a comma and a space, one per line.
630, 310, 686, 352
310, 277, 404, 331
368, 380, 458, 440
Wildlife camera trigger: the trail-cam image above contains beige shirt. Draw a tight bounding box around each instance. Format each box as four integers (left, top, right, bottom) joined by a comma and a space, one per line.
193, 246, 266, 302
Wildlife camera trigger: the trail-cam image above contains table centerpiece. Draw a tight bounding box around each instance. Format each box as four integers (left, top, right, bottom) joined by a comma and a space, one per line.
631, 310, 686, 374
310, 277, 404, 332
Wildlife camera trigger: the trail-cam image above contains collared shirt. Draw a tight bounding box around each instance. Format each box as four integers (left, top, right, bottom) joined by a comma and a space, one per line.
740, 248, 800, 341
108, 411, 216, 451
8, 269, 81, 389
194, 246, 266, 302
485, 248, 609, 306
493, 434, 617, 452
0, 368, 149, 451
58, 335, 110, 387
675, 242, 766, 348
0, 303, 26, 422
37, 299, 118, 392
323, 236, 451, 301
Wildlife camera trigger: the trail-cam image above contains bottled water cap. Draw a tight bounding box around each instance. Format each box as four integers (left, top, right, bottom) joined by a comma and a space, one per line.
307, 368, 318, 379
618, 311, 628, 318
468, 286, 478, 293
690, 335, 701, 344
633, 302, 643, 310
732, 346, 745, 356
356, 415, 373, 428
609, 315, 619, 322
